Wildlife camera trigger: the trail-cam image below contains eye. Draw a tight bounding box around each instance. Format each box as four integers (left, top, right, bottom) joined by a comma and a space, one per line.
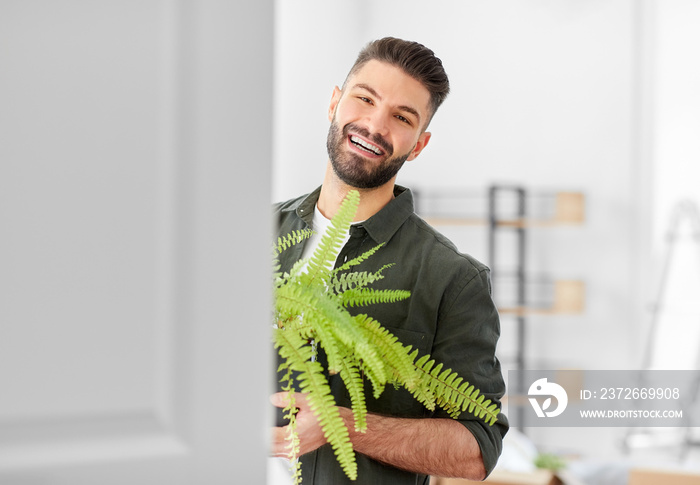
358, 96, 373, 104
395, 114, 411, 125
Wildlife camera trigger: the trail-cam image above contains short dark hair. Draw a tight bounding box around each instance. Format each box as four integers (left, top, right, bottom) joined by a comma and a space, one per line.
344, 37, 450, 124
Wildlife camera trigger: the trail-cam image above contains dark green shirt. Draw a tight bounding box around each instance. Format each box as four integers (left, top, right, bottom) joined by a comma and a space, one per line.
274, 185, 508, 485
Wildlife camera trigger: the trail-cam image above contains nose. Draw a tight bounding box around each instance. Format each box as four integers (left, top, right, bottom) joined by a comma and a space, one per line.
364, 107, 391, 138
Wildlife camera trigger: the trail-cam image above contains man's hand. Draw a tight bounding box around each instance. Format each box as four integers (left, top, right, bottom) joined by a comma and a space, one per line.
270, 392, 328, 458
270, 392, 486, 480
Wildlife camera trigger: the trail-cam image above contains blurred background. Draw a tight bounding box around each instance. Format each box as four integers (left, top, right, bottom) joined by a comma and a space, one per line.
1, 0, 699, 484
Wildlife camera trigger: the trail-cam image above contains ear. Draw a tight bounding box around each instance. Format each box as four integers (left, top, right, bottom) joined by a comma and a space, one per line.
327, 86, 342, 122
407, 131, 431, 161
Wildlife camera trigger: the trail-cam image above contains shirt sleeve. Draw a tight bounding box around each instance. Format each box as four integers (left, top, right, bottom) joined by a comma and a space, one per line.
429, 265, 509, 476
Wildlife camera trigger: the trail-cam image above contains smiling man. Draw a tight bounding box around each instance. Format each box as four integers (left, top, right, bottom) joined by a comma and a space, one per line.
272, 37, 508, 484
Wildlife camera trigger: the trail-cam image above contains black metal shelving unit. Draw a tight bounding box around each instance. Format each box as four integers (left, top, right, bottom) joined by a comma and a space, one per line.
488, 185, 528, 429
414, 184, 586, 431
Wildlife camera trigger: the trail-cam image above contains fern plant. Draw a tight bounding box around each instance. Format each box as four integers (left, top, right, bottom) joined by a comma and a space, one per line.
273, 190, 500, 483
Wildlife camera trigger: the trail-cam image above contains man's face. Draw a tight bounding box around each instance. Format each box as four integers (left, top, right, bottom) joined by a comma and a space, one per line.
326, 60, 432, 190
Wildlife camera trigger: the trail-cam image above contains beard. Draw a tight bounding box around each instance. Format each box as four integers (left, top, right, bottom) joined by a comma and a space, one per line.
326, 120, 412, 189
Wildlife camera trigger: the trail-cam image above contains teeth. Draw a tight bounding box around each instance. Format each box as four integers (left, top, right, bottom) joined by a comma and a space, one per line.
350, 135, 382, 155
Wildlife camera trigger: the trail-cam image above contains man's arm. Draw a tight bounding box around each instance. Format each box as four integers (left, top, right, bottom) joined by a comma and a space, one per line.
342, 407, 487, 480
270, 392, 487, 481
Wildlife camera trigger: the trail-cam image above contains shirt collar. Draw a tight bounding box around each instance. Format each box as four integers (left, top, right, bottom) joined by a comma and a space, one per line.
296, 185, 415, 244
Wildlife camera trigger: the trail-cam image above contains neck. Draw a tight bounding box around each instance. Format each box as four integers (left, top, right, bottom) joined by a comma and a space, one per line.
317, 161, 396, 221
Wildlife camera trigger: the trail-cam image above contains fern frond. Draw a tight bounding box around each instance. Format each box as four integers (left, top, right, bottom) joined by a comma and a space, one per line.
304, 190, 360, 287
274, 326, 315, 372
274, 257, 313, 290
320, 329, 352, 376
276, 281, 389, 391
319, 309, 390, 399
340, 288, 412, 308
353, 314, 420, 390
273, 327, 358, 480
287, 257, 310, 280
333, 242, 386, 273
275, 277, 337, 323
412, 355, 501, 425
329, 270, 379, 293
297, 370, 357, 480
275, 283, 344, 369
334, 341, 368, 432
329, 263, 396, 294
272, 260, 283, 283
280, 387, 302, 482
274, 228, 313, 257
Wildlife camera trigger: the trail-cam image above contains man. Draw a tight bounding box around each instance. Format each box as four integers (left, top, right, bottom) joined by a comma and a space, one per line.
271, 37, 508, 484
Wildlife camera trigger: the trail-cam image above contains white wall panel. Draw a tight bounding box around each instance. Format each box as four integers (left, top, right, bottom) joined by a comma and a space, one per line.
0, 0, 272, 482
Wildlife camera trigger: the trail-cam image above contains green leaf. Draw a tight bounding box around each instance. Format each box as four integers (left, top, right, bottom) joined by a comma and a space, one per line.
304, 190, 360, 287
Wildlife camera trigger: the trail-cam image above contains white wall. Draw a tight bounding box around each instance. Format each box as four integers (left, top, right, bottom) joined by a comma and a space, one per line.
647, 0, 700, 369
653, 1, 700, 237
273, 0, 366, 202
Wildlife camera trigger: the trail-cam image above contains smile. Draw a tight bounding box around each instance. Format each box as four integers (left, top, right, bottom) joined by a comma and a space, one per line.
349, 135, 384, 156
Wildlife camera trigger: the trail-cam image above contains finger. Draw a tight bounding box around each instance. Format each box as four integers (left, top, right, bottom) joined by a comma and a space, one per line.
269, 427, 293, 458
293, 392, 309, 409
271, 391, 309, 409
270, 424, 288, 441
269, 391, 289, 408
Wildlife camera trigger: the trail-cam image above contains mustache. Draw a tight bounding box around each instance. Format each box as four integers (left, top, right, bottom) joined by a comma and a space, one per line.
343, 123, 393, 156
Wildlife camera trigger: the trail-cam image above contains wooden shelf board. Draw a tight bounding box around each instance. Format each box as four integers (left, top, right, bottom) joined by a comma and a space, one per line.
422, 191, 585, 227
497, 280, 585, 315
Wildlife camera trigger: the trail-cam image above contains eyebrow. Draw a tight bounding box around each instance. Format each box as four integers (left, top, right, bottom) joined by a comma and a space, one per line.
352, 83, 422, 124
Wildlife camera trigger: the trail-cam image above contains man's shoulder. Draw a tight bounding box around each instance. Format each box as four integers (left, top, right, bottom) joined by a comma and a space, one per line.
273, 187, 321, 234
273, 186, 321, 211
401, 212, 489, 275
273, 193, 307, 213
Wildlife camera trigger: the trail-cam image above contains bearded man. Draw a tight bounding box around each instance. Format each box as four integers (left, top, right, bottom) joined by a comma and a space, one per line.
271, 37, 508, 485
